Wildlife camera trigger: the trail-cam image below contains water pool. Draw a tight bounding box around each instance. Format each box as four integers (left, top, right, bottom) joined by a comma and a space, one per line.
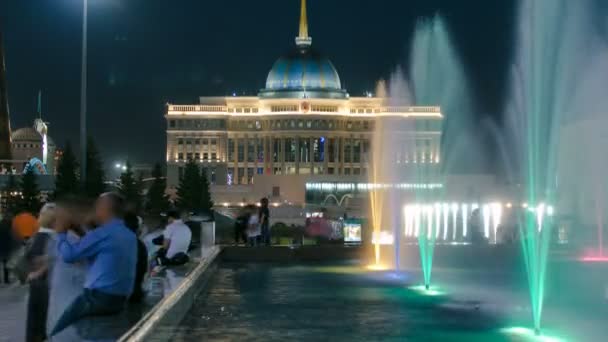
165, 262, 510, 341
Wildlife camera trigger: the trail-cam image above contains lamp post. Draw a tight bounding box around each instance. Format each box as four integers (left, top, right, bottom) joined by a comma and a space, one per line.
80, 0, 88, 184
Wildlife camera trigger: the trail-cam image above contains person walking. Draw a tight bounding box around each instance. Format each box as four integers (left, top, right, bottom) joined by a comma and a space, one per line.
49, 192, 137, 336
25, 203, 56, 342
259, 198, 271, 246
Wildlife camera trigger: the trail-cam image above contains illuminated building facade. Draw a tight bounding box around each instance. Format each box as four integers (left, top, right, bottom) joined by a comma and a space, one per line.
165, 0, 443, 205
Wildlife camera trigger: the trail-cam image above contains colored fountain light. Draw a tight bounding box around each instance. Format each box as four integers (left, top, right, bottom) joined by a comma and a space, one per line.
504, 0, 596, 332
501, 327, 567, 342
371, 231, 395, 245
409, 285, 445, 296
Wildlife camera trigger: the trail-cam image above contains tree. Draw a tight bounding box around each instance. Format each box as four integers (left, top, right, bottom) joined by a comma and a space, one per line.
84, 137, 106, 199
146, 163, 169, 217
3, 173, 20, 215
54, 142, 79, 199
176, 159, 201, 213
118, 161, 142, 210
20, 165, 41, 214
200, 167, 213, 212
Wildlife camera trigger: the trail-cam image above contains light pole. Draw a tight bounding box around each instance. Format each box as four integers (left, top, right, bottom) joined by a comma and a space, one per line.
80, 0, 88, 184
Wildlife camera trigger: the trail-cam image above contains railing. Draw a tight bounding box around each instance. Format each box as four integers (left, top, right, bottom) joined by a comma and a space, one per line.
168, 105, 228, 112
168, 104, 441, 116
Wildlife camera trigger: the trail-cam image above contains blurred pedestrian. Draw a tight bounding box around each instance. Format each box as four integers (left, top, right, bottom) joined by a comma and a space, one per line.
124, 211, 148, 303
50, 192, 137, 336
25, 203, 56, 342
46, 199, 89, 341
0, 213, 15, 283
259, 198, 270, 246
246, 205, 260, 246
234, 207, 249, 245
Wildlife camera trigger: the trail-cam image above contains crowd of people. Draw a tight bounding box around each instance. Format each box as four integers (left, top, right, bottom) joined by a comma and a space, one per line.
234, 198, 270, 246
1, 192, 194, 342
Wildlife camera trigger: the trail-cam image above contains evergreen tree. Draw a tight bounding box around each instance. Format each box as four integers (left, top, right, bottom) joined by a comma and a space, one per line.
146, 163, 169, 217
20, 165, 41, 214
199, 167, 213, 212
84, 137, 106, 198
3, 173, 20, 215
54, 142, 79, 199
118, 161, 142, 209
176, 159, 201, 213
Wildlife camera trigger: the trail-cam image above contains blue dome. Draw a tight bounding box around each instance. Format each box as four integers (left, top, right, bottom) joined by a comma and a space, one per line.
260, 46, 347, 99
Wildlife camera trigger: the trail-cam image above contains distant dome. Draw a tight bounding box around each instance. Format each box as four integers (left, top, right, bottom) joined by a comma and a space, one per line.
11, 127, 55, 146
259, 46, 348, 99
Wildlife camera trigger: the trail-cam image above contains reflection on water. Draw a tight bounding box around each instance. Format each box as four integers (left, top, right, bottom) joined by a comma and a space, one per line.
171, 263, 507, 341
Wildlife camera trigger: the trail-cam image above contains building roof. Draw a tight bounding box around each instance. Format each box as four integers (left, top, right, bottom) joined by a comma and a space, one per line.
11, 126, 55, 145
258, 0, 348, 100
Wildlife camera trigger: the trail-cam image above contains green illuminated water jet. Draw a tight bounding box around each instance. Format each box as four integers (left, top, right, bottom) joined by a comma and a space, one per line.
505, 0, 597, 334
417, 206, 437, 290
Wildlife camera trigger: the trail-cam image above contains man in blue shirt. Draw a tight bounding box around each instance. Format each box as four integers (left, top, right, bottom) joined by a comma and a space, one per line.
50, 192, 137, 336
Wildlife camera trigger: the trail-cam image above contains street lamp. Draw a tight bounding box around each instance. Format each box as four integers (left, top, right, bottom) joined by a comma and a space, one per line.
80, 0, 88, 184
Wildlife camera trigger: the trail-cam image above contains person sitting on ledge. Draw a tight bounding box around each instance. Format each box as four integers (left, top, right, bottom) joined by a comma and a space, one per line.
153, 210, 191, 267
50, 192, 137, 337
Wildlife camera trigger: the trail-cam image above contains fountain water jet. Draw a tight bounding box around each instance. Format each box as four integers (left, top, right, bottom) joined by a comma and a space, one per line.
505, 0, 601, 334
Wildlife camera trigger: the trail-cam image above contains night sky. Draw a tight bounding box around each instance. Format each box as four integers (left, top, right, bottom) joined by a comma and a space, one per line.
1, 0, 516, 165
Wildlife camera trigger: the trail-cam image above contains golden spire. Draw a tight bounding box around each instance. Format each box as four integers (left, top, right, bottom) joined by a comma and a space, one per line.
295, 0, 312, 46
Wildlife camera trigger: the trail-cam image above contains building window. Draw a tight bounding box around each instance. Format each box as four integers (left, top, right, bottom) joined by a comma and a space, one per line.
238, 168, 244, 184
257, 167, 264, 175
344, 168, 351, 175
272, 186, 280, 197
344, 139, 352, 163
186, 153, 193, 160
247, 168, 254, 184
353, 140, 361, 163
186, 139, 192, 145
255, 121, 262, 130
363, 121, 370, 130
271, 105, 298, 112
178, 138, 184, 145
178, 153, 184, 160
273, 138, 281, 163
257, 138, 264, 163
247, 139, 255, 162
311, 105, 338, 112
195, 153, 201, 160
328, 167, 335, 175
347, 121, 353, 130
237, 139, 245, 162
211, 138, 217, 146
314, 137, 325, 162
169, 120, 176, 128
228, 139, 235, 162
328, 138, 336, 163
285, 138, 296, 162
203, 153, 209, 160
194, 139, 201, 145
211, 153, 217, 160
227, 170, 233, 185
299, 138, 310, 163
354, 168, 361, 175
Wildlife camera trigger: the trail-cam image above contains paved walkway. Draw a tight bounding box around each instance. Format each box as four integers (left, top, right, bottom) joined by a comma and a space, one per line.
0, 284, 27, 342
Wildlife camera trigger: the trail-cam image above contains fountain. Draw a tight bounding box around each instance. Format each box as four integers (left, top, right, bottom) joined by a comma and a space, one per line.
505, 0, 602, 335
394, 14, 475, 289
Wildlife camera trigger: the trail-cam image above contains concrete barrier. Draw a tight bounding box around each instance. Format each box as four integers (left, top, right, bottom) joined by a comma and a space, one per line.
119, 246, 221, 342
